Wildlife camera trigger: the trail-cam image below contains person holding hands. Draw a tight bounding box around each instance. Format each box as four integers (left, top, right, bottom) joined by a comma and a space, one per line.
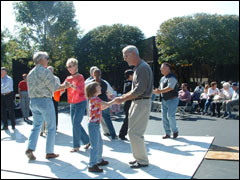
85, 82, 117, 173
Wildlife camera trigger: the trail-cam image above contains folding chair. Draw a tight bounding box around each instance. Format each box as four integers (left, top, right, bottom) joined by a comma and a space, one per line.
176, 103, 192, 120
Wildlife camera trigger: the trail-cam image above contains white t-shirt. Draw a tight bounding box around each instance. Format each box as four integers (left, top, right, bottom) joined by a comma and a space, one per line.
207, 88, 220, 99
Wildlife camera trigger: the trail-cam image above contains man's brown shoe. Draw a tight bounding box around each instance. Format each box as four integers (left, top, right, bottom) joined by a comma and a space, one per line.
173, 132, 178, 139
162, 135, 171, 139
46, 153, 59, 159
97, 159, 109, 166
88, 165, 103, 173
25, 149, 36, 160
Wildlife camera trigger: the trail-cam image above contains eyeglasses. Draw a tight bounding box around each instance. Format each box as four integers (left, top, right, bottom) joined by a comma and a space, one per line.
67, 65, 74, 68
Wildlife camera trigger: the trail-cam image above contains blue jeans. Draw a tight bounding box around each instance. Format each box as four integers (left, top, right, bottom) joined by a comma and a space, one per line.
70, 100, 89, 148
162, 97, 179, 135
102, 108, 117, 138
88, 122, 103, 167
204, 99, 213, 113
28, 98, 56, 153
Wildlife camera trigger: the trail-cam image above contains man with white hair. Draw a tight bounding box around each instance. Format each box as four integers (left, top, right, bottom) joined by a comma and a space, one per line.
25, 52, 71, 160
116, 45, 153, 168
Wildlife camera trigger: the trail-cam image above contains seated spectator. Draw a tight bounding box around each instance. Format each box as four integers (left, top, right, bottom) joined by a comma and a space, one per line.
211, 82, 233, 117
222, 82, 239, 119
195, 84, 209, 113
178, 83, 191, 106
203, 82, 220, 115
192, 82, 204, 102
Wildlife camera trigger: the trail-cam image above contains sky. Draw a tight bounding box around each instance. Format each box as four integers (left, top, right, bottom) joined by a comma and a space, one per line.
1, 1, 239, 38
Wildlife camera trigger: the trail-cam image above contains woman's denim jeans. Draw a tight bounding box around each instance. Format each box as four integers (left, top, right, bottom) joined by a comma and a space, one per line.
28, 97, 56, 153
88, 122, 103, 167
162, 97, 179, 135
70, 100, 89, 148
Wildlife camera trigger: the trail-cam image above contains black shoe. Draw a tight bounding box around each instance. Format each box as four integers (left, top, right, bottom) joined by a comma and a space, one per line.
130, 162, 149, 169
97, 159, 109, 166
119, 136, 128, 141
27, 120, 33, 125
173, 132, 178, 139
88, 165, 103, 173
103, 133, 111, 136
162, 135, 170, 139
221, 113, 228, 118
1, 126, 8, 130
129, 160, 137, 165
12, 126, 15, 130
24, 118, 32, 125
211, 113, 216, 117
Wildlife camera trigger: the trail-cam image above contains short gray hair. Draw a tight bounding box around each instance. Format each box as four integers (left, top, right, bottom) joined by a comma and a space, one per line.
122, 45, 139, 56
223, 82, 230, 88
90, 66, 99, 76
33, 52, 49, 64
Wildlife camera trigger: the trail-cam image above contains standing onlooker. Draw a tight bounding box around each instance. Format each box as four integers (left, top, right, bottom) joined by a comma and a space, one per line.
85, 82, 117, 173
91, 69, 117, 139
153, 62, 179, 139
65, 58, 90, 152
109, 85, 121, 115
25, 52, 70, 160
116, 45, 153, 169
47, 66, 63, 130
85, 66, 114, 136
1, 67, 16, 130
18, 73, 32, 125
119, 69, 134, 141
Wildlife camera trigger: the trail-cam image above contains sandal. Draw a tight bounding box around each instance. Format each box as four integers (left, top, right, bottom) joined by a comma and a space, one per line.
70, 148, 79, 153
46, 153, 59, 159
25, 149, 36, 160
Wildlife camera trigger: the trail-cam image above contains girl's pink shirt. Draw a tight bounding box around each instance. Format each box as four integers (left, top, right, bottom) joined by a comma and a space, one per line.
65, 74, 87, 104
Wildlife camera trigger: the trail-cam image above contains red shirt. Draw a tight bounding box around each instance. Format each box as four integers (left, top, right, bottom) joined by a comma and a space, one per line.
65, 74, 87, 104
89, 96, 102, 123
18, 80, 28, 91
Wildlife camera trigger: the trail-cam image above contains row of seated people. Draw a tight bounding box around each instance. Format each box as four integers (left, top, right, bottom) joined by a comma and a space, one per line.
178, 81, 239, 119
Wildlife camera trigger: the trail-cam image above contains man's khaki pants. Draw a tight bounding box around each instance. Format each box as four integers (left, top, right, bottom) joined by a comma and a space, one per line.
128, 99, 151, 165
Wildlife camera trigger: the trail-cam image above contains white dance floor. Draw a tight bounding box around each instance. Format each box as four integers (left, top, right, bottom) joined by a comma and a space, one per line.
1, 114, 214, 179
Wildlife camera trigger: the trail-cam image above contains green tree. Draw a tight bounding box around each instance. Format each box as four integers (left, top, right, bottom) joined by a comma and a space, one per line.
1, 30, 7, 66
13, 1, 81, 75
156, 13, 239, 83
76, 24, 145, 91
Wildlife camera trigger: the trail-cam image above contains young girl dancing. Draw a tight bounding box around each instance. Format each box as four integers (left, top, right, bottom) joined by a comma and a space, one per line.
85, 82, 117, 173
